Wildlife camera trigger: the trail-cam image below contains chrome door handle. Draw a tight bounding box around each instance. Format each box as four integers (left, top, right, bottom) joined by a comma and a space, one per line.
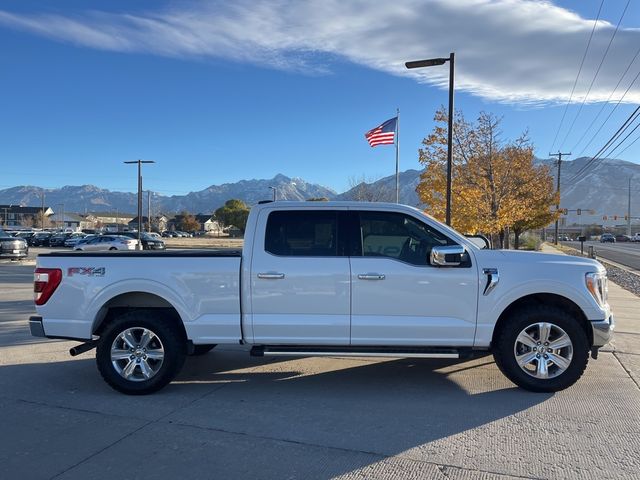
358, 273, 385, 280
257, 272, 285, 280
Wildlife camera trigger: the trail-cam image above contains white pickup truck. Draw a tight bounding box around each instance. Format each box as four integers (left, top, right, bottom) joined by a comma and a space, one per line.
30, 202, 613, 395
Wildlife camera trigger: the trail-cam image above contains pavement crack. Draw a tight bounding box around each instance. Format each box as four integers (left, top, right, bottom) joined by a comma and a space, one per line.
163, 420, 543, 480
46, 379, 237, 480
49, 420, 154, 480
612, 351, 640, 391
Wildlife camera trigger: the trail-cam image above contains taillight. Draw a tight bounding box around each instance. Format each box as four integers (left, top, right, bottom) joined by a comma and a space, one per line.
34, 268, 62, 305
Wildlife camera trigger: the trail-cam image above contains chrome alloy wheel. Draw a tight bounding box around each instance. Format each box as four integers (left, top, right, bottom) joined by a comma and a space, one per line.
513, 322, 573, 379
110, 327, 165, 382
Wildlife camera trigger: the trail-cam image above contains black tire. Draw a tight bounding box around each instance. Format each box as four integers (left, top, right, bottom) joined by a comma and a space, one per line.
96, 310, 187, 395
190, 344, 217, 356
109, 247, 117, 251
493, 306, 589, 392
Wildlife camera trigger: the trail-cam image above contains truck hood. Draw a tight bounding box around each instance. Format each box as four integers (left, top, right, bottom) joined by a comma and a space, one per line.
473, 249, 606, 274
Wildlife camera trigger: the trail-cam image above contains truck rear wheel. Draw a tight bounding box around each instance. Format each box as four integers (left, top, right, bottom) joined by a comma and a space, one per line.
493, 306, 589, 392
96, 310, 187, 395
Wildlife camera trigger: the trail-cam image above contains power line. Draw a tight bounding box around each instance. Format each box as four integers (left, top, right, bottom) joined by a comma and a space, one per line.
616, 131, 640, 157
575, 65, 640, 157
549, 0, 604, 153
570, 42, 640, 154
605, 121, 640, 158
558, 0, 631, 151
568, 105, 640, 183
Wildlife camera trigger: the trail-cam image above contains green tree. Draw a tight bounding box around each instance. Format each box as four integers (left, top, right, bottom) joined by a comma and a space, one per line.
215, 199, 250, 233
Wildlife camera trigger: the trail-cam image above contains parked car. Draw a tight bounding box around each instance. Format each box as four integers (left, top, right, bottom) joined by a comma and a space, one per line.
615, 235, 631, 243
600, 234, 615, 243
30, 232, 52, 247
49, 233, 71, 247
73, 235, 138, 251
64, 233, 88, 247
73, 234, 99, 247
0, 228, 28, 259
14, 231, 35, 244
631, 233, 640, 242
119, 232, 166, 250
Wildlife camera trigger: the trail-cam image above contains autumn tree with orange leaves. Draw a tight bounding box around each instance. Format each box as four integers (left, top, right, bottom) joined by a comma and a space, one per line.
416, 108, 558, 248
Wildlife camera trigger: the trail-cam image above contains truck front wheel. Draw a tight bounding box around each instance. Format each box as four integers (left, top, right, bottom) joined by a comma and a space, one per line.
493, 307, 589, 392
96, 311, 187, 395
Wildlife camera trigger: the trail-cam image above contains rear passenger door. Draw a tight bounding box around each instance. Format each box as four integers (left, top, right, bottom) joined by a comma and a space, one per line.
250, 209, 351, 345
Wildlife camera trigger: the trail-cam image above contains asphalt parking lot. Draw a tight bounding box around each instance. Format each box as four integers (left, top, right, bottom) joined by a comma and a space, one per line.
1, 249, 639, 479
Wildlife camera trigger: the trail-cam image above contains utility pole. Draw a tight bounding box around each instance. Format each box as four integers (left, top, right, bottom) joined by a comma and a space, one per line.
124, 159, 155, 250
148, 191, 152, 232
40, 190, 45, 229
549, 151, 571, 244
628, 177, 632, 236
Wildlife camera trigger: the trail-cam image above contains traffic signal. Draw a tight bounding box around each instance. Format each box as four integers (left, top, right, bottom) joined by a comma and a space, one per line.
625, 215, 629, 220
577, 208, 581, 215
603, 216, 608, 220
614, 215, 618, 220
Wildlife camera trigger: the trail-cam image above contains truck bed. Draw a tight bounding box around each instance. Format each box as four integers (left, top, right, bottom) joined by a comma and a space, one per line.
35, 249, 243, 342
40, 248, 242, 258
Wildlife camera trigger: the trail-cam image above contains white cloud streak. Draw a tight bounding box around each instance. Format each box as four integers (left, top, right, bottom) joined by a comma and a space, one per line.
1, 0, 639, 104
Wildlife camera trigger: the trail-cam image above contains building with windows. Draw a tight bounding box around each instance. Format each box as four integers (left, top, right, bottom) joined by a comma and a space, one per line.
0, 204, 54, 228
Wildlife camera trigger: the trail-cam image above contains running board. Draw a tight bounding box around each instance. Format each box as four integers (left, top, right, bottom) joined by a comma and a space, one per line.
250, 345, 473, 359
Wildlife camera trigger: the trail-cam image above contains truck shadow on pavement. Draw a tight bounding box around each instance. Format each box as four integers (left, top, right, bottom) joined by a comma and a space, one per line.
0, 346, 554, 479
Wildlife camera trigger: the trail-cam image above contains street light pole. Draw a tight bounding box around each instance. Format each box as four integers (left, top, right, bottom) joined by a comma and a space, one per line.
124, 160, 155, 250
56, 203, 64, 231
269, 186, 277, 201
405, 52, 455, 225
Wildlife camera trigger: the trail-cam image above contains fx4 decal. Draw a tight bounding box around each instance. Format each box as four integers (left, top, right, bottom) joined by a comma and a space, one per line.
68, 267, 106, 277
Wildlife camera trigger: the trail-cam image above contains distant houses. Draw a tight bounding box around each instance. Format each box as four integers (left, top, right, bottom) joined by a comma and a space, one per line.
1, 204, 225, 234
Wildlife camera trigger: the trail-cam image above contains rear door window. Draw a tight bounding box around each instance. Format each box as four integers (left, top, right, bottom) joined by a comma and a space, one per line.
265, 211, 341, 257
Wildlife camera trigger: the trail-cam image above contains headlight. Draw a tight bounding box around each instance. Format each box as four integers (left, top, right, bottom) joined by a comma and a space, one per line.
586, 272, 608, 306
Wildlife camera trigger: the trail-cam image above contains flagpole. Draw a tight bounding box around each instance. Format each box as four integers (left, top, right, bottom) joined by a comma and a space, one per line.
395, 108, 400, 203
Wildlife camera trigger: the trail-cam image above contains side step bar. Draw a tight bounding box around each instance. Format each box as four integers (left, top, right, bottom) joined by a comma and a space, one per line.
250, 345, 476, 359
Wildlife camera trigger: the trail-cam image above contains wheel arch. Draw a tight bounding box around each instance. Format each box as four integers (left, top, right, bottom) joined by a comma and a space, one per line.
491, 293, 593, 348
93, 292, 187, 341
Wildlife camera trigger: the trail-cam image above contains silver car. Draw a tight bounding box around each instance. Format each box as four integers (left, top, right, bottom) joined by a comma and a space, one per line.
0, 228, 29, 259
73, 235, 138, 251
64, 233, 88, 247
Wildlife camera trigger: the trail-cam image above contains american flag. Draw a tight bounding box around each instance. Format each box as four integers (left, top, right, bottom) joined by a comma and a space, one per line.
365, 117, 397, 147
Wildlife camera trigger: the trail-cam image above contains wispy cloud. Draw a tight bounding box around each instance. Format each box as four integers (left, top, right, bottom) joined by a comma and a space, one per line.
1, 0, 639, 104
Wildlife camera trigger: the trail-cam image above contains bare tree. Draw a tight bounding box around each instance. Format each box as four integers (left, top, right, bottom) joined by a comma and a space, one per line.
346, 175, 394, 202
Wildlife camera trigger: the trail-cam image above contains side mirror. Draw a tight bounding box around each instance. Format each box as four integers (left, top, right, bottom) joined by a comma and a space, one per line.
465, 234, 491, 249
430, 245, 466, 267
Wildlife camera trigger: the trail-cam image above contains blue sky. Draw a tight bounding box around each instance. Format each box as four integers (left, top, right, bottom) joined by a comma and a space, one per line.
1, 0, 639, 196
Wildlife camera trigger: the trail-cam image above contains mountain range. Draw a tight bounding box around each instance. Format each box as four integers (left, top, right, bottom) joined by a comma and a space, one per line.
0, 157, 639, 226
